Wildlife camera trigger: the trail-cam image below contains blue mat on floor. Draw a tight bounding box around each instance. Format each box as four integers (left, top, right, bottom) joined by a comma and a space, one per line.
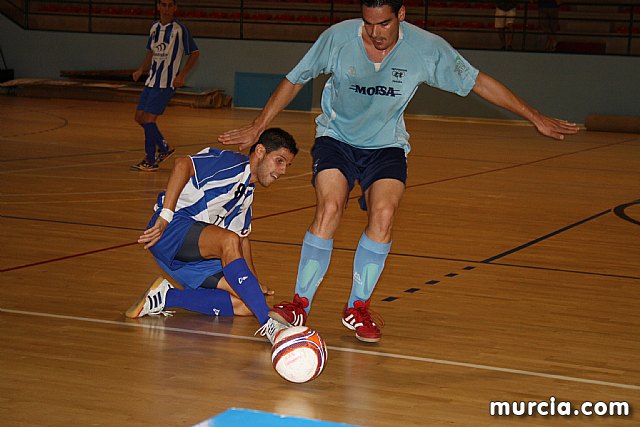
194, 408, 361, 427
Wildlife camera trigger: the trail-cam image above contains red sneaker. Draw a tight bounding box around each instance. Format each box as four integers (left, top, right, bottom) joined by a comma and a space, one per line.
269, 294, 309, 326
342, 299, 384, 343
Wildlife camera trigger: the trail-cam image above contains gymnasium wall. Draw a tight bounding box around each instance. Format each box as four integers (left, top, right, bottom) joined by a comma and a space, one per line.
2, 13, 639, 123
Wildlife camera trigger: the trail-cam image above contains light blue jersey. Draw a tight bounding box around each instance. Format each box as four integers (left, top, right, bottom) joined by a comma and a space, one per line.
161, 148, 254, 237
286, 19, 479, 153
145, 19, 198, 89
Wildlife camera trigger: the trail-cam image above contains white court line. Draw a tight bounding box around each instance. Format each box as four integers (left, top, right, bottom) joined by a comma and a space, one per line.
2, 307, 638, 391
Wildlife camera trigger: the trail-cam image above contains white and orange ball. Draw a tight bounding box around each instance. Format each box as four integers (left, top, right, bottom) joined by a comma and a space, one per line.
271, 326, 328, 383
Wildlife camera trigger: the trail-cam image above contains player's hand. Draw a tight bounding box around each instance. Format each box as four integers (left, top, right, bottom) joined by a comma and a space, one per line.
533, 114, 579, 140
218, 123, 264, 151
138, 217, 169, 249
261, 284, 275, 296
173, 74, 185, 88
132, 69, 143, 82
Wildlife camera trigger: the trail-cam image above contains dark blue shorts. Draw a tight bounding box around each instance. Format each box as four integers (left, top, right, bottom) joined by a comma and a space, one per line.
147, 210, 223, 290
137, 86, 175, 115
311, 136, 407, 210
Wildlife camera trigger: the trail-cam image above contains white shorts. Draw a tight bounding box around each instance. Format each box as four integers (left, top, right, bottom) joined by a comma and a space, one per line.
495, 8, 516, 28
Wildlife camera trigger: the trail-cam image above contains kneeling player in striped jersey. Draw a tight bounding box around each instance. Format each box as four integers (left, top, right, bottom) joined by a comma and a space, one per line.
125, 128, 298, 344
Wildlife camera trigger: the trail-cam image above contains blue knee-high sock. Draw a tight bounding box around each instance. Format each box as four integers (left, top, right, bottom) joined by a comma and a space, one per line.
142, 123, 160, 163
165, 288, 234, 316
223, 258, 269, 324
348, 232, 391, 308
147, 122, 168, 150
294, 231, 333, 314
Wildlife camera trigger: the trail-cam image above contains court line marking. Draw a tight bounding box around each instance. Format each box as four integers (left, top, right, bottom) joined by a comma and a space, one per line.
0, 173, 313, 204
1, 307, 638, 391
482, 209, 612, 263
0, 242, 137, 273
2, 215, 638, 280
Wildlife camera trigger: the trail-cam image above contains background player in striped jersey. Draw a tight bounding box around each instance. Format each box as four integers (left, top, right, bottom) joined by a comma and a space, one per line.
219, 0, 578, 343
130, 0, 200, 172
126, 128, 298, 344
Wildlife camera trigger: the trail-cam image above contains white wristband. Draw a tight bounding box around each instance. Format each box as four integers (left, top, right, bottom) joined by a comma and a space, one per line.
159, 208, 174, 223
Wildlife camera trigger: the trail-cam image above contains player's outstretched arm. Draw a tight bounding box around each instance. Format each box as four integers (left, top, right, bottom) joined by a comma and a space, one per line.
138, 157, 195, 249
471, 72, 579, 140
218, 78, 305, 151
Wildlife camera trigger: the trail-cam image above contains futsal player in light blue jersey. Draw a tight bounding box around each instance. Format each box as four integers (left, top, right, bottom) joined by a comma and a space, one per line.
219, 0, 578, 343
130, 0, 199, 172
125, 128, 298, 344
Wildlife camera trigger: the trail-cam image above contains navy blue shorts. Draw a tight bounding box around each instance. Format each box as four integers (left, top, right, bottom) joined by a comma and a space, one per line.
137, 86, 175, 115
147, 210, 223, 290
311, 136, 407, 210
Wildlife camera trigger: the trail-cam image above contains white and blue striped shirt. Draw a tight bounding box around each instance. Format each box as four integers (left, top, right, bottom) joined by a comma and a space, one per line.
145, 19, 198, 89
170, 148, 254, 237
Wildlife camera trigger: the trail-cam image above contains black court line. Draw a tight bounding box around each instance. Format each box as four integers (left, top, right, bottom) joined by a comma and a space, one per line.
1, 138, 636, 276
255, 139, 633, 221
486, 261, 640, 280
250, 240, 640, 281
481, 208, 612, 263
406, 139, 632, 191
2, 215, 639, 280
613, 200, 640, 226
0, 110, 72, 139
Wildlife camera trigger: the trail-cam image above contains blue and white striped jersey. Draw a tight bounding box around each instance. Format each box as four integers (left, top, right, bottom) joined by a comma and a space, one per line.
145, 19, 198, 89
170, 148, 255, 237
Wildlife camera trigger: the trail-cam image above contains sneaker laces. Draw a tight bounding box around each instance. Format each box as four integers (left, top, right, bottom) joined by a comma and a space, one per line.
149, 310, 175, 317
253, 321, 270, 338
274, 300, 299, 310
255, 322, 270, 337
355, 305, 385, 329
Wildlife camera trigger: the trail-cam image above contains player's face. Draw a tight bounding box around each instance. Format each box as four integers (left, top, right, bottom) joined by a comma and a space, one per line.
362, 5, 405, 52
254, 147, 295, 187
157, 0, 176, 24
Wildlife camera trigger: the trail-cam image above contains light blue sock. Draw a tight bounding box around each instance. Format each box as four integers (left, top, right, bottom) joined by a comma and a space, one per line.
348, 232, 391, 308
294, 231, 333, 314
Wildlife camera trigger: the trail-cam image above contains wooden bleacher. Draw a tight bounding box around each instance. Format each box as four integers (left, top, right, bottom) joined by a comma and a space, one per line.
0, 69, 231, 108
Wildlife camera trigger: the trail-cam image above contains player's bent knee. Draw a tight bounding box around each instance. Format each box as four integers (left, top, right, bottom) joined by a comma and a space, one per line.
317, 199, 345, 222
219, 231, 244, 262
199, 226, 242, 261
368, 205, 397, 235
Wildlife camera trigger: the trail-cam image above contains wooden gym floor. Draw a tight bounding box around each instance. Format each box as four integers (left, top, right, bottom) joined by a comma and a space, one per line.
0, 96, 638, 426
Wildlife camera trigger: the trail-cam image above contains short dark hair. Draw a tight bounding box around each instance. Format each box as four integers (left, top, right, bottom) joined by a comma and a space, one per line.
361, 0, 404, 14
250, 127, 298, 156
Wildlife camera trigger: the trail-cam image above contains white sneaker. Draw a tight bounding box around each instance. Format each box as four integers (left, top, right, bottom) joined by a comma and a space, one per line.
125, 277, 174, 318
255, 317, 289, 344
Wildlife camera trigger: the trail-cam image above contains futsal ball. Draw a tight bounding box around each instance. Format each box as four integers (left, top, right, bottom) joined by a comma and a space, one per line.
271, 326, 328, 383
